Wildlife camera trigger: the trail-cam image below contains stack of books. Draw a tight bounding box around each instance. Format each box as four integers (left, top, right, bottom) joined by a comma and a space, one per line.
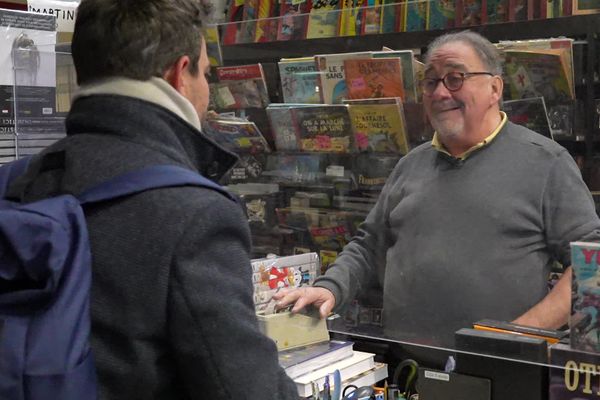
277, 339, 387, 398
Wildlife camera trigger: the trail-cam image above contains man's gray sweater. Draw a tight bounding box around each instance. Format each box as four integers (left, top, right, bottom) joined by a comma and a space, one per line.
316, 121, 600, 346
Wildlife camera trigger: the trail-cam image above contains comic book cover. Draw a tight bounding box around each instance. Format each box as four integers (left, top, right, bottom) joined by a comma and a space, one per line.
262, 152, 326, 183
306, 0, 341, 39
508, 0, 529, 19
202, 25, 222, 67
338, 0, 365, 36
222, 0, 244, 45
238, 0, 259, 43
570, 241, 600, 353
503, 50, 573, 105
315, 51, 372, 104
202, 116, 271, 154
428, 0, 456, 29
276, 0, 311, 41
344, 58, 404, 100
345, 98, 410, 154
278, 57, 321, 104
251, 252, 320, 313
310, 224, 353, 251
255, 0, 278, 42
209, 80, 268, 109
487, 0, 509, 22
456, 0, 483, 26
497, 38, 574, 97
361, 0, 382, 34
373, 49, 416, 103
212, 64, 270, 109
293, 105, 353, 152
266, 104, 301, 151
352, 152, 400, 190
503, 97, 553, 139
380, 0, 403, 33
404, 0, 427, 31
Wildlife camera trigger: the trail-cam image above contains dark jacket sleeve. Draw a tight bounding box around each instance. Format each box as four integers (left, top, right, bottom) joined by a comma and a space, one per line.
167, 194, 299, 399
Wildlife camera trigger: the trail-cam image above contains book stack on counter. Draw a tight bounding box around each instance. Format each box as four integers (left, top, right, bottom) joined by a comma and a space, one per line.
278, 339, 387, 398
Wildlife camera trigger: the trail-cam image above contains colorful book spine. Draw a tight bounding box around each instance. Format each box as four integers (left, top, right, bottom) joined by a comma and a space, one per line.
427, 0, 456, 29
404, 0, 427, 31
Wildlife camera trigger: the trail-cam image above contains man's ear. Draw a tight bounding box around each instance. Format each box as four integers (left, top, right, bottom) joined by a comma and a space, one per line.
163, 55, 191, 94
490, 75, 504, 105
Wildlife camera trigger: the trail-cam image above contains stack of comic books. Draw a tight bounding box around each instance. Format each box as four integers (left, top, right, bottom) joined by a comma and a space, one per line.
251, 252, 320, 313
315, 49, 417, 104
209, 64, 269, 110
498, 38, 575, 138
503, 97, 553, 139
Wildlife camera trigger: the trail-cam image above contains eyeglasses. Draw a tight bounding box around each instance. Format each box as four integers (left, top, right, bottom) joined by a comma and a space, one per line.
420, 71, 494, 96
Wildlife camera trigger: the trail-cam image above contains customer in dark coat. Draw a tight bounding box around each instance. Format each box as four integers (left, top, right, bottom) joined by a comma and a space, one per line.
6, 0, 299, 399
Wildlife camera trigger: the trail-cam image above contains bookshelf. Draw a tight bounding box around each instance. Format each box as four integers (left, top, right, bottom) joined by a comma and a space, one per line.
219, 13, 599, 178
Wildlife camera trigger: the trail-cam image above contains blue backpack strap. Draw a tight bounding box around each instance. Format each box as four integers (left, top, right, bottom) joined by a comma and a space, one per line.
77, 164, 235, 205
0, 157, 30, 198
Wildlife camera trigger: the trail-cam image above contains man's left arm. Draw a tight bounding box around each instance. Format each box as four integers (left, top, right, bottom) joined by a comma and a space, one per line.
515, 149, 600, 329
512, 266, 571, 328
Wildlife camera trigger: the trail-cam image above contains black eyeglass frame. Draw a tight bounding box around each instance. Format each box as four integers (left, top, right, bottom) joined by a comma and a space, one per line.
420, 71, 495, 95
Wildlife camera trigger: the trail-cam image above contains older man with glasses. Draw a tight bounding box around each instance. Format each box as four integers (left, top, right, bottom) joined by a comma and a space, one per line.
275, 30, 600, 357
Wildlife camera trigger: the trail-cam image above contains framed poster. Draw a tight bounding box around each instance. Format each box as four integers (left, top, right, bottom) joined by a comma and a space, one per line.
573, 0, 600, 14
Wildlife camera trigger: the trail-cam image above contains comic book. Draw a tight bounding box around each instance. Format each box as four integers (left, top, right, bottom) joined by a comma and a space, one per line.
222, 0, 244, 45
315, 51, 373, 104
255, 0, 278, 42
345, 98, 410, 154
373, 49, 416, 103
508, 0, 529, 20
486, 0, 509, 23
277, 0, 311, 41
361, 0, 382, 34
251, 252, 320, 313
209, 80, 268, 109
238, 0, 259, 43
338, 0, 366, 36
428, 0, 456, 29
404, 0, 427, 31
306, 0, 341, 39
343, 58, 404, 100
266, 104, 307, 151
570, 241, 600, 353
262, 152, 326, 183
202, 116, 271, 154
503, 49, 573, 104
212, 64, 270, 109
293, 105, 354, 153
380, 0, 403, 33
202, 26, 222, 67
503, 97, 553, 139
351, 152, 400, 190
278, 57, 321, 104
456, 0, 484, 27
497, 38, 575, 97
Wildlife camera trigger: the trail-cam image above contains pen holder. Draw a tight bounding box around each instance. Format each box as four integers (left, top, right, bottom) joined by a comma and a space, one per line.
256, 310, 329, 351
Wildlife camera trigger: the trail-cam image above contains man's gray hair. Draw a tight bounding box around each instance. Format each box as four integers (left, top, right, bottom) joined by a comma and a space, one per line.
425, 30, 503, 76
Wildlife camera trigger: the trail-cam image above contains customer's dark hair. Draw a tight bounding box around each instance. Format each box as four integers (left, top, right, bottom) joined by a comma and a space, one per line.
425, 30, 503, 76
72, 0, 204, 85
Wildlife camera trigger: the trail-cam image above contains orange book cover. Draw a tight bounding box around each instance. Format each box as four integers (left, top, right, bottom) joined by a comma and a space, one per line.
344, 58, 404, 100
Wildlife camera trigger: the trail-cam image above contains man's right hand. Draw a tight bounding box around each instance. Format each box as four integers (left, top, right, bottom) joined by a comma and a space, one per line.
271, 287, 336, 319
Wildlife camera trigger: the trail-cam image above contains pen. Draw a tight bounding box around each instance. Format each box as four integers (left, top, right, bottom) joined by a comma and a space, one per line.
323, 375, 330, 400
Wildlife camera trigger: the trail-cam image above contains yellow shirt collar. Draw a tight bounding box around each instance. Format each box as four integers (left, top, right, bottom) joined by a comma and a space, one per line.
432, 111, 507, 160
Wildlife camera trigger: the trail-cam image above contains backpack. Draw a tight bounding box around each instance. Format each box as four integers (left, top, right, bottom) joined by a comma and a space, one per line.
0, 159, 234, 400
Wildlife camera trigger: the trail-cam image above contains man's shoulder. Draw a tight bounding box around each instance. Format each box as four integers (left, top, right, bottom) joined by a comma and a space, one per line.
502, 121, 566, 158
